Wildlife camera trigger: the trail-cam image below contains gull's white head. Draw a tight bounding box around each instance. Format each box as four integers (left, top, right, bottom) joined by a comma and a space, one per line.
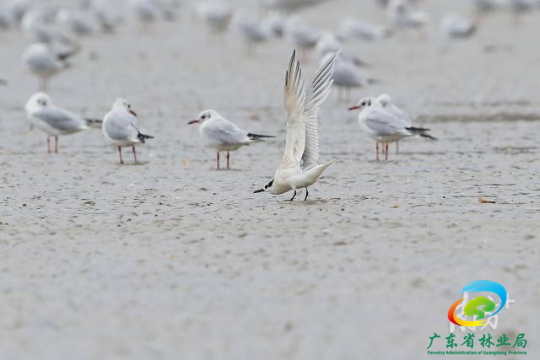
188, 109, 220, 125
348, 97, 374, 112
26, 92, 51, 112
377, 94, 393, 107
113, 98, 137, 117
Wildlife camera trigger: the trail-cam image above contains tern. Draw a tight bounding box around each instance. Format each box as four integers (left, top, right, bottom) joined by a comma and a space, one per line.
188, 110, 274, 170
254, 50, 337, 201
102, 99, 154, 164
349, 95, 435, 161
25, 92, 101, 153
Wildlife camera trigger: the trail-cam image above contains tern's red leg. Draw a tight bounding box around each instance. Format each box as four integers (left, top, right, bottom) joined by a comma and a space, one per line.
118, 146, 124, 164
375, 142, 379, 162
132, 146, 137, 163
54, 136, 58, 153
47, 136, 51, 153
226, 151, 230, 170
216, 152, 220, 169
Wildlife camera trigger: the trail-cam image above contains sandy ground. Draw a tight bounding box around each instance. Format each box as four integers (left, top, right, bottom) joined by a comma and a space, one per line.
0, 0, 539, 359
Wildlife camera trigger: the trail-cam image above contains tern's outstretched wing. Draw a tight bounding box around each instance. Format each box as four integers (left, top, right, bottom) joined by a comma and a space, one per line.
280, 50, 307, 170
301, 52, 337, 170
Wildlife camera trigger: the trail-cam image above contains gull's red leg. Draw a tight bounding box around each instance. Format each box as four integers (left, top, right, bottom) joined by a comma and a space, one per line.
118, 146, 124, 164
385, 143, 389, 161
216, 152, 220, 169
375, 142, 379, 162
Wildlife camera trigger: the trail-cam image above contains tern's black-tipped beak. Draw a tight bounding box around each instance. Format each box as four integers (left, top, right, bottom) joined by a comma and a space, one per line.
253, 189, 265, 193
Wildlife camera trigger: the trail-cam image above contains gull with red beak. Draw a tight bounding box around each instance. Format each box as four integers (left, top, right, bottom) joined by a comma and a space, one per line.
102, 98, 154, 164
348, 95, 435, 161
188, 109, 273, 170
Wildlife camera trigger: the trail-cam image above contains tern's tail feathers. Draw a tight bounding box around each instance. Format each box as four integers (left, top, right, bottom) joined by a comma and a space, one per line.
248, 133, 275, 141
84, 118, 103, 129
137, 132, 154, 143
406, 127, 437, 140
306, 159, 336, 179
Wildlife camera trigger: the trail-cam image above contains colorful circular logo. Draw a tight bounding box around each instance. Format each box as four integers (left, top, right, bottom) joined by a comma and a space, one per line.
448, 280, 507, 327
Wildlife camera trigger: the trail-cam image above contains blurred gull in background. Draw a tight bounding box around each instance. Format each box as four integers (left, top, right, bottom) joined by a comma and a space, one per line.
316, 32, 370, 67
339, 18, 392, 42
131, 0, 163, 29
194, 0, 232, 35
260, 0, 331, 13
285, 16, 322, 62
56, 8, 97, 38
387, 0, 429, 37
441, 13, 477, 39
22, 42, 79, 91
233, 12, 272, 55
322, 52, 378, 102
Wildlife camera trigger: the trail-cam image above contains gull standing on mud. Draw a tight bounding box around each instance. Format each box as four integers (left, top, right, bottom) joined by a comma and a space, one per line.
25, 93, 99, 153
349, 95, 435, 161
188, 110, 273, 170
441, 13, 476, 39
233, 12, 271, 55
254, 51, 337, 201
102, 99, 154, 164
388, 0, 429, 37
321, 52, 377, 102
22, 43, 77, 91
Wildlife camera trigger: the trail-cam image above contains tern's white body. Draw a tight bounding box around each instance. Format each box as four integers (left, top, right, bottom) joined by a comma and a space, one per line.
257, 51, 337, 200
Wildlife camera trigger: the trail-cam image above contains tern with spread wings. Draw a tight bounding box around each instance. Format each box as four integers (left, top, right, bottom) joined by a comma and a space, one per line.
254, 50, 337, 201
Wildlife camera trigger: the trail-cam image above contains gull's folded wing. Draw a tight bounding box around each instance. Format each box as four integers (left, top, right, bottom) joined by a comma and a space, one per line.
301, 52, 337, 170
280, 50, 307, 170
364, 107, 412, 137
34, 107, 85, 132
